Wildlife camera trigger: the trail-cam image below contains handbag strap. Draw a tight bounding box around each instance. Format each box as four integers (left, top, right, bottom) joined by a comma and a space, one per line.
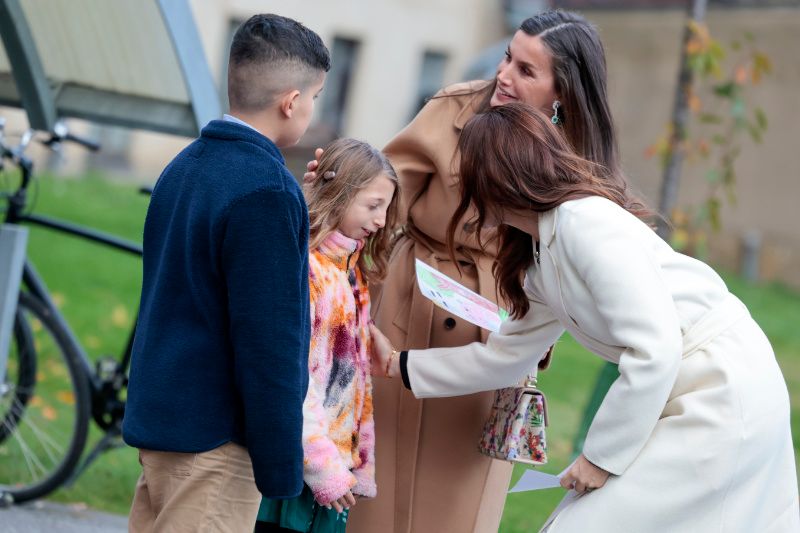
523, 372, 538, 388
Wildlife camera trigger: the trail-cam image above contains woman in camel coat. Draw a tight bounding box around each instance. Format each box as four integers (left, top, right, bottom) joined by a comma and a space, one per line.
350, 80, 511, 533
344, 11, 628, 533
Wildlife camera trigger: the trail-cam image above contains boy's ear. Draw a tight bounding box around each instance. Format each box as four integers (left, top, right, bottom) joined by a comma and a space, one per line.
279, 89, 302, 119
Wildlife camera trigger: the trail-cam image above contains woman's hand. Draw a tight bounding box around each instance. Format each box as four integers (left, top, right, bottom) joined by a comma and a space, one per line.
560, 454, 610, 495
303, 147, 324, 183
369, 323, 399, 378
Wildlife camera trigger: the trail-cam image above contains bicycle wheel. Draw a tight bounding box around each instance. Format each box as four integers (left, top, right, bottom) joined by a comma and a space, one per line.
0, 292, 90, 503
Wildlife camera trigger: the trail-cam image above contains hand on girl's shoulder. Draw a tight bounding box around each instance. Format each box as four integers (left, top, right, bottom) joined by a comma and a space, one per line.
303, 147, 324, 183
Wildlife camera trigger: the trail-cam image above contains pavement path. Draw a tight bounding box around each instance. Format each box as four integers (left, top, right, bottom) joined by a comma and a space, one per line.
0, 500, 127, 532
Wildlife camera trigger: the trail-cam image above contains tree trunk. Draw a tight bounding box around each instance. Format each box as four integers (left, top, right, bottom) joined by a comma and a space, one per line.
657, 0, 708, 240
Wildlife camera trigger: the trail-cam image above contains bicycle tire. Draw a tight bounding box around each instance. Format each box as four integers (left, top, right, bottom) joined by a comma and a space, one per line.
0, 306, 35, 441
0, 291, 90, 503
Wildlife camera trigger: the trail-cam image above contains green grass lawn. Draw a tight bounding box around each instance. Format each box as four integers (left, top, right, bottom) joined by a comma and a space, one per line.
4, 173, 799, 529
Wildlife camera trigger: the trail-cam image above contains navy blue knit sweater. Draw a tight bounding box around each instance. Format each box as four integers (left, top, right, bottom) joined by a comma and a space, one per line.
122, 120, 310, 498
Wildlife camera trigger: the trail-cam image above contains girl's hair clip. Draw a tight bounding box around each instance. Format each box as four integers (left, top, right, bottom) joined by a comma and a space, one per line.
322, 171, 336, 180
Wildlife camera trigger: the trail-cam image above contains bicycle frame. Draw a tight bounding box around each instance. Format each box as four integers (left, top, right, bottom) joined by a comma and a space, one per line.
4, 181, 143, 419
20, 235, 141, 388
0, 225, 27, 385
1, 122, 147, 494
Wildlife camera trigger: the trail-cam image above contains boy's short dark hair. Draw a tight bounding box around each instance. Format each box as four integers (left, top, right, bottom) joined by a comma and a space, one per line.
228, 14, 331, 112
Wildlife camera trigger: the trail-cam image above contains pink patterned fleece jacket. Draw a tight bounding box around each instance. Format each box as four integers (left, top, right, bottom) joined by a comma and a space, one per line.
303, 231, 376, 505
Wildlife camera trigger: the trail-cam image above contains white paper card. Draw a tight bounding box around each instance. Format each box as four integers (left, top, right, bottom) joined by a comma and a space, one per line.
415, 259, 508, 333
508, 470, 563, 493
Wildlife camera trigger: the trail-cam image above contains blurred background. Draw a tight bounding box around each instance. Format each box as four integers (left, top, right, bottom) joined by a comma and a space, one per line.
0, 1, 797, 530
3, 0, 798, 287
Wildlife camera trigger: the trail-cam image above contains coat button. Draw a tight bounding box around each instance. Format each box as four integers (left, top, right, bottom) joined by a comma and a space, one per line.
444, 317, 456, 330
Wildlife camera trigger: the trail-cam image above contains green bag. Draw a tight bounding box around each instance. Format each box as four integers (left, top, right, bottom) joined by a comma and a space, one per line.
257, 485, 349, 533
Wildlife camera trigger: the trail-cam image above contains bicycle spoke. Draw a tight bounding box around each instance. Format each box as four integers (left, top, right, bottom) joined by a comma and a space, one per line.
3, 401, 50, 476
1, 383, 74, 488
9, 397, 66, 465
2, 385, 73, 448
8, 390, 71, 437
0, 293, 90, 501
2, 386, 33, 402
2, 411, 48, 483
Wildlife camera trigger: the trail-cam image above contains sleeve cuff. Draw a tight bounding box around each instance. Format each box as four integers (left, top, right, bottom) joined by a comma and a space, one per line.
400, 350, 411, 390
352, 470, 377, 498
582, 443, 625, 476
308, 471, 357, 505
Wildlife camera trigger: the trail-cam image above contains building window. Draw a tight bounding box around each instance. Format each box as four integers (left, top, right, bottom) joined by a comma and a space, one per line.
318, 37, 360, 137
219, 19, 242, 113
411, 50, 448, 117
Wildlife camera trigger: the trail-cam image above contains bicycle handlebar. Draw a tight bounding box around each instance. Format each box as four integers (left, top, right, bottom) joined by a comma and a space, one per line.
65, 132, 101, 152
42, 121, 101, 152
0, 118, 102, 162
0, 118, 98, 204
40, 132, 101, 152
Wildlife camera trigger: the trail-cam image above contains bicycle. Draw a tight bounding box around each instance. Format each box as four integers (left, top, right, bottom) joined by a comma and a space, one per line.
0, 117, 149, 505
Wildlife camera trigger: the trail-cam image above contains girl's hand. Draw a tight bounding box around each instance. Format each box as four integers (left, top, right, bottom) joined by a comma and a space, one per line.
369, 323, 399, 377
303, 147, 324, 183
327, 490, 356, 513
560, 454, 610, 495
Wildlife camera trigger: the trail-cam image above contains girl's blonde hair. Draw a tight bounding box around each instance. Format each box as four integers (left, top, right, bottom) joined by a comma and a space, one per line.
304, 138, 400, 283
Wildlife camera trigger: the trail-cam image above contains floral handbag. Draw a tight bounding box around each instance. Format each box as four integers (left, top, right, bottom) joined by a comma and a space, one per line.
478, 374, 548, 465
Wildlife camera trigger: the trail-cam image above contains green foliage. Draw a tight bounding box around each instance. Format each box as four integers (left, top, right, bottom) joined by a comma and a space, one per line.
647, 21, 772, 257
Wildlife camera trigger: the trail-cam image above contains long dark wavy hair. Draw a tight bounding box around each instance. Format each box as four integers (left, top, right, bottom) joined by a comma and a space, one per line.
448, 103, 652, 319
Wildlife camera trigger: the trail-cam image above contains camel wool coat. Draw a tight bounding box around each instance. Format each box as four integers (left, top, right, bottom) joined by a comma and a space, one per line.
346, 81, 517, 533
406, 197, 799, 532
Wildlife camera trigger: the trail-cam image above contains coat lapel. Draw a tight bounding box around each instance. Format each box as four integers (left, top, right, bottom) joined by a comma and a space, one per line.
536, 208, 569, 322
537, 207, 623, 362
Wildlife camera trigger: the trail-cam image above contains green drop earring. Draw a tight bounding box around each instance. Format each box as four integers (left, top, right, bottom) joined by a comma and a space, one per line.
551, 100, 561, 125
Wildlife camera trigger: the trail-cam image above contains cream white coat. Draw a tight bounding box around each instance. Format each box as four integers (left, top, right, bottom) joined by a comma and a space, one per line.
407, 196, 799, 532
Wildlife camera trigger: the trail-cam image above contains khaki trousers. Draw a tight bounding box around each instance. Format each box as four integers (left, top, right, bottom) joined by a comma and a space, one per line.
128, 442, 262, 533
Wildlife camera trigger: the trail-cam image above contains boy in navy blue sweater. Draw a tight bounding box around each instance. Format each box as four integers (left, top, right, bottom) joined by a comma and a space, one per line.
123, 14, 329, 532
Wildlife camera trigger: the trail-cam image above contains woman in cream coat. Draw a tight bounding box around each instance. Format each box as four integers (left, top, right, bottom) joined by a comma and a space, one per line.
375, 103, 799, 532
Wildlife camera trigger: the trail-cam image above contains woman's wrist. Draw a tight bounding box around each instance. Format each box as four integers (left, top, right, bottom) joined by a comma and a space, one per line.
384, 348, 399, 377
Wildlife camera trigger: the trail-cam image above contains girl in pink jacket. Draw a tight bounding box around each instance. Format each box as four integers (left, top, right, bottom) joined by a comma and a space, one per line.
257, 139, 399, 533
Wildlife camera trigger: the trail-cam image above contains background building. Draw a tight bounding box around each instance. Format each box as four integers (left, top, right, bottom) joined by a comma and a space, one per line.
1, 0, 798, 287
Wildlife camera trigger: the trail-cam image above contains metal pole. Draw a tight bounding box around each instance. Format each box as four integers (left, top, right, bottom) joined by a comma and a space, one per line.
157, 0, 222, 133
740, 230, 762, 283
0, 0, 57, 131
0, 225, 28, 384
